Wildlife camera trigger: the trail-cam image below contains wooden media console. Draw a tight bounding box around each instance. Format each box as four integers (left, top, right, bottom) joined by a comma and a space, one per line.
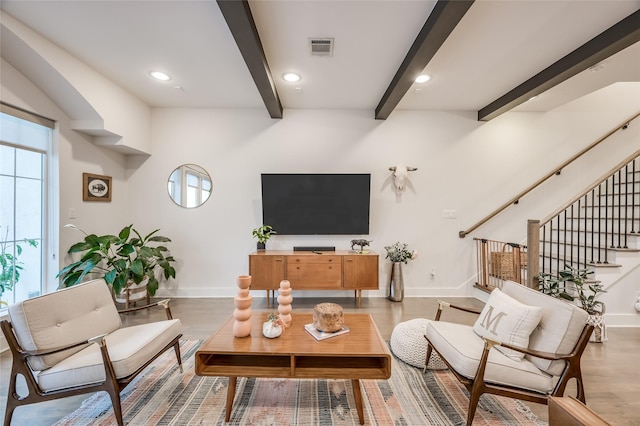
248, 250, 379, 307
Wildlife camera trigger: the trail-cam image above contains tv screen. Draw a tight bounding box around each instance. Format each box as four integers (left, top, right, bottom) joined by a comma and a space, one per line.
261, 173, 370, 235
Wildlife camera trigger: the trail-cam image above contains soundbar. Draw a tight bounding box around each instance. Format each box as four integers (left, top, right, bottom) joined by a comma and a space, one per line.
293, 246, 336, 252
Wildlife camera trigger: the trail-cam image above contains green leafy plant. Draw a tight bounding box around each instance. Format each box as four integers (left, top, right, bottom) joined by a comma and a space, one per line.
384, 242, 417, 264
0, 226, 38, 306
57, 224, 176, 297
252, 225, 276, 244
536, 264, 605, 315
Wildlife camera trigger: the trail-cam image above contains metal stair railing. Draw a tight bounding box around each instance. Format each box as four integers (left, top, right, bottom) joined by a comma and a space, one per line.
528, 150, 640, 283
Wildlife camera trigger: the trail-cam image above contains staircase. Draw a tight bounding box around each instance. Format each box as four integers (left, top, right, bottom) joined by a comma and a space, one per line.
535, 154, 640, 293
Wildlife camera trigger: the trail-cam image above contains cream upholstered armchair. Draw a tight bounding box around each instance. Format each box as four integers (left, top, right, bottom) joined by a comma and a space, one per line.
425, 280, 593, 426
1, 279, 183, 426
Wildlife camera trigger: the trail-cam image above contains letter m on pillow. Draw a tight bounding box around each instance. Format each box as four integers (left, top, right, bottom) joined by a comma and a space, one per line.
478, 306, 507, 335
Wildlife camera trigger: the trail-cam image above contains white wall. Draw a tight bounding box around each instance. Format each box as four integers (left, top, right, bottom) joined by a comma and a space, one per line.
126, 84, 639, 301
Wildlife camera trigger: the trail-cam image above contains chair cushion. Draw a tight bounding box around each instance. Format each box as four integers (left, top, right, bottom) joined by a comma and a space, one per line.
427, 320, 554, 394
501, 280, 589, 376
472, 288, 542, 360
36, 318, 182, 391
9, 279, 122, 371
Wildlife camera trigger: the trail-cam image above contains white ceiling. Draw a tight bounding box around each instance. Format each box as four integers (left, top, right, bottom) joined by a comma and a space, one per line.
1, 0, 639, 117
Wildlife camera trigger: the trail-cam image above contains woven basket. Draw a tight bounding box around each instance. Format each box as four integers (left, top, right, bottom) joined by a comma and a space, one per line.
490, 244, 515, 280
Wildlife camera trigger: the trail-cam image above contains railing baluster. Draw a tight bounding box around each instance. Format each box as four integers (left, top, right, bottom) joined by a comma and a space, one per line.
604, 174, 616, 263
617, 169, 622, 248
563, 209, 568, 267
556, 216, 561, 273
624, 164, 629, 248
591, 189, 602, 263
570, 205, 574, 267
583, 194, 588, 269
540, 224, 551, 272
632, 159, 637, 233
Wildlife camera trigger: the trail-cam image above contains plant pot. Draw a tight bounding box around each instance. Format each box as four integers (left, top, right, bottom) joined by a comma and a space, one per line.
388, 262, 404, 302
588, 304, 606, 343
257, 242, 266, 250
114, 280, 149, 306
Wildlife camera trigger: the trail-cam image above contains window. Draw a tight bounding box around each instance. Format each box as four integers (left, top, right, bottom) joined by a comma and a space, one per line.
0, 104, 54, 307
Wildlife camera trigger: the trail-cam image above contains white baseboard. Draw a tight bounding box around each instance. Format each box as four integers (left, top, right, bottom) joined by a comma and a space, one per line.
603, 313, 640, 327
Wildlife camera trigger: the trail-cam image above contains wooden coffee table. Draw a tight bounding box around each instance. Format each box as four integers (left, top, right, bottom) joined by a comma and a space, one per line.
195, 312, 391, 424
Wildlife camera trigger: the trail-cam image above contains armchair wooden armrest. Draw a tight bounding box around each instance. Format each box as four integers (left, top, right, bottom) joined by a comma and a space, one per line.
434, 300, 482, 321
494, 339, 583, 361
18, 333, 109, 358
118, 298, 174, 319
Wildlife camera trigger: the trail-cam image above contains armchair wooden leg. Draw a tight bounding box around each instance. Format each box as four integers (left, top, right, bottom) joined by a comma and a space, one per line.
4, 395, 16, 426
423, 339, 433, 373
574, 371, 586, 403
106, 388, 124, 426
466, 390, 482, 426
173, 340, 183, 373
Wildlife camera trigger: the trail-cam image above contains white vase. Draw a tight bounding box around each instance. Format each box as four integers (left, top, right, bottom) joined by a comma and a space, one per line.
262, 321, 282, 338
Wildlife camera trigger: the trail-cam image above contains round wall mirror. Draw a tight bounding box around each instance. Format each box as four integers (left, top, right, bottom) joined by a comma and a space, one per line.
167, 164, 212, 208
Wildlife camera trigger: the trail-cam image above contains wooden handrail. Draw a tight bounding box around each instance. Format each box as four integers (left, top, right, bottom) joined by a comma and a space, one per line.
459, 112, 640, 238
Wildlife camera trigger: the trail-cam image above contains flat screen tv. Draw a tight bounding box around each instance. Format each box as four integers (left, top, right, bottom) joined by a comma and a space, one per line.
261, 173, 370, 235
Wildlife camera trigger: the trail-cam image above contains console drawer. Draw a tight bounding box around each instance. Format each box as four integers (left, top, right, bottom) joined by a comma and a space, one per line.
288, 255, 341, 265
287, 262, 342, 289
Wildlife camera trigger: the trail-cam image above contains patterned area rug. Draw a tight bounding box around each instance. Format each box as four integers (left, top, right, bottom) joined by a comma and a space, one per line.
55, 340, 545, 425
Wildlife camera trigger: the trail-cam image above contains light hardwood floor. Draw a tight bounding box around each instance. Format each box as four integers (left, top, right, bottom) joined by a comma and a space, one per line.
2, 296, 639, 425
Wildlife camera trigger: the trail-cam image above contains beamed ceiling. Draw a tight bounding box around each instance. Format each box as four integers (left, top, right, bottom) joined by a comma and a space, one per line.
1, 0, 639, 121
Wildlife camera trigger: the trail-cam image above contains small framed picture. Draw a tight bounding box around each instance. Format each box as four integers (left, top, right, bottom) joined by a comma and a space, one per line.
83, 172, 112, 202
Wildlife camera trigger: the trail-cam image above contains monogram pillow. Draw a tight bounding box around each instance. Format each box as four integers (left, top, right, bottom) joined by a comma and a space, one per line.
472, 288, 543, 360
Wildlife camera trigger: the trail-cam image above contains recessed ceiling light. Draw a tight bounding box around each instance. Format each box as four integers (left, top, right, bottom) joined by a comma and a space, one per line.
150, 71, 171, 81
282, 72, 301, 83
415, 74, 431, 83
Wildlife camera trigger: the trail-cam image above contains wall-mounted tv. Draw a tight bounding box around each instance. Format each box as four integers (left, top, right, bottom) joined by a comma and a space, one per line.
261, 173, 370, 235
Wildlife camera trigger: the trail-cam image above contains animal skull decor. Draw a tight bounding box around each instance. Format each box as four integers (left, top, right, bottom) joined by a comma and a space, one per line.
389, 165, 418, 193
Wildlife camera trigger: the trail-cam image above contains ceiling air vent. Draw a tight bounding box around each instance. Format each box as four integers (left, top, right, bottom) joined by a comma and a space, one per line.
309, 38, 334, 57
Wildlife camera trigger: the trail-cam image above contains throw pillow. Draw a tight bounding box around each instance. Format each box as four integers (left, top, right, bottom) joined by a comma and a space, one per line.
472, 288, 543, 360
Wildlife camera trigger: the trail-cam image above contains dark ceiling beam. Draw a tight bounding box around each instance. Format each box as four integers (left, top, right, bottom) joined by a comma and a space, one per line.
217, 0, 283, 119
478, 9, 640, 122
375, 0, 475, 120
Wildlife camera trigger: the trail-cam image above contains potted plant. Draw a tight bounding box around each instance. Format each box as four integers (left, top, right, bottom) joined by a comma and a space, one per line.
384, 242, 417, 302
57, 224, 176, 299
536, 263, 606, 341
0, 226, 38, 306
252, 225, 276, 250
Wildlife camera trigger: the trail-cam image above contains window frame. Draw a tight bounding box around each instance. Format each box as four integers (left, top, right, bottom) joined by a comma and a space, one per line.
0, 102, 58, 307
